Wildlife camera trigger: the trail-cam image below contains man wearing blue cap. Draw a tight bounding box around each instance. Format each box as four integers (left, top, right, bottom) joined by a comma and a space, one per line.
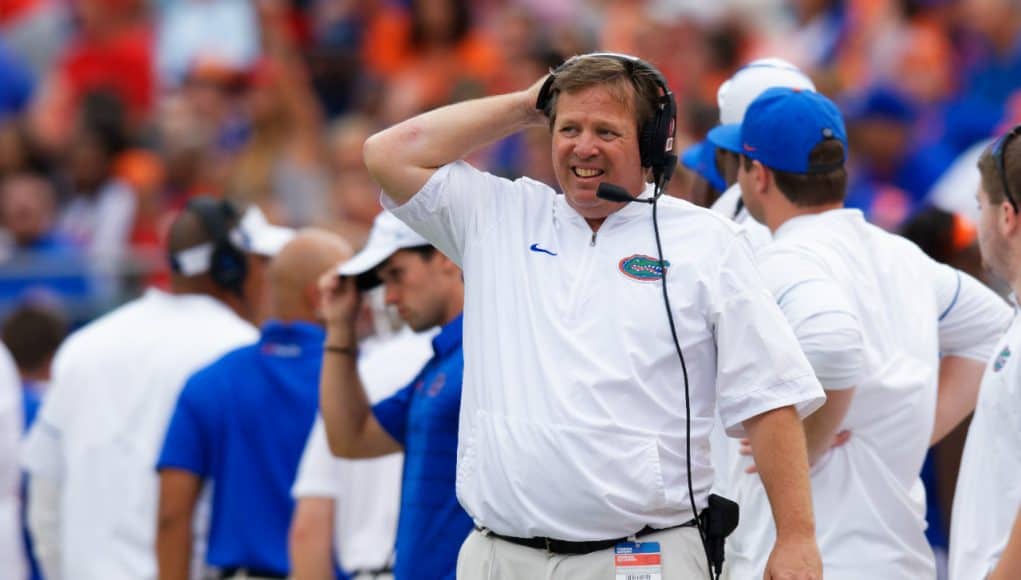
713, 87, 1012, 579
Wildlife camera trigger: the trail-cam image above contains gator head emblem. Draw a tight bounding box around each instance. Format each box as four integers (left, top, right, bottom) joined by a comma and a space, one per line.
618, 254, 670, 282
995, 345, 1012, 372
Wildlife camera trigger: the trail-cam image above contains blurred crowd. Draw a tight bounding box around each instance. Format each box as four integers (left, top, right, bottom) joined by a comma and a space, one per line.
1, 0, 1019, 325
2, 0, 1020, 577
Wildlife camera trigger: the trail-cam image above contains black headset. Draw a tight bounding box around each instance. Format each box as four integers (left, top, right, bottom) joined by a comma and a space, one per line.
535, 52, 679, 193
170, 197, 248, 294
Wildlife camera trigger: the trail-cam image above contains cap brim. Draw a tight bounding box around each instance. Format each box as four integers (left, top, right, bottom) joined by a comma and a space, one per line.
707, 124, 743, 154
247, 225, 295, 257
337, 242, 396, 278
681, 142, 704, 170
237, 205, 296, 257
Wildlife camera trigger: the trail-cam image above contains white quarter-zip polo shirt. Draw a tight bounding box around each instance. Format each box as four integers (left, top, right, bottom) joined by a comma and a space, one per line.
949, 310, 1021, 580
385, 161, 824, 541
21, 288, 257, 580
726, 209, 1011, 580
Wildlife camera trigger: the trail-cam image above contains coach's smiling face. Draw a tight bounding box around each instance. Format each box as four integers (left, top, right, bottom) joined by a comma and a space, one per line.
552, 84, 646, 225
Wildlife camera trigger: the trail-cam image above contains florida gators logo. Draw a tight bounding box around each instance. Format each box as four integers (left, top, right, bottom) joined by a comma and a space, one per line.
619, 254, 670, 282
994, 346, 1012, 372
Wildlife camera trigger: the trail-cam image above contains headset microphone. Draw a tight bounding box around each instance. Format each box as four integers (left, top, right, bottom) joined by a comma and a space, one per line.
596, 182, 655, 204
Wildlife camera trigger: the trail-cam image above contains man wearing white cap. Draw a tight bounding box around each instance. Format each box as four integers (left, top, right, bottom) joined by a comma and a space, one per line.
156, 229, 353, 580
709, 58, 817, 250
703, 58, 819, 515
317, 211, 471, 580
21, 197, 290, 580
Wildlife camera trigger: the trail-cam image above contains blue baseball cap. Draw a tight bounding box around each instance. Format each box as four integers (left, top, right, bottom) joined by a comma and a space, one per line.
709, 87, 848, 174
681, 140, 726, 191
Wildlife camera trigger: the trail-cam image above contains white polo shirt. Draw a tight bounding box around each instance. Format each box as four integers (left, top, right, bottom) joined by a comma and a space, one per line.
949, 310, 1021, 580
385, 161, 824, 541
708, 183, 773, 500
21, 288, 257, 580
292, 328, 434, 573
726, 209, 1011, 579
0, 342, 24, 580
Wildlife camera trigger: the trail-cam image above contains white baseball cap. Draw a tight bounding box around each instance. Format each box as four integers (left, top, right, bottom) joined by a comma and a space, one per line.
717, 58, 816, 125
337, 211, 430, 287
237, 205, 296, 257
171, 203, 295, 276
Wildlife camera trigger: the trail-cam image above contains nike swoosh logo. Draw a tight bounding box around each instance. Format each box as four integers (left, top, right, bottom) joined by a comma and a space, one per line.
529, 243, 557, 256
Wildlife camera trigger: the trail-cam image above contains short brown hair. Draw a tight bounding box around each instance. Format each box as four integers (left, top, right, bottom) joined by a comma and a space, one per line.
977, 132, 1021, 206
742, 139, 847, 206
545, 55, 659, 133
2, 303, 68, 374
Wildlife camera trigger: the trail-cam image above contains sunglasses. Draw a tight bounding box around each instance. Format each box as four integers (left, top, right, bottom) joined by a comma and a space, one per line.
992, 125, 1021, 212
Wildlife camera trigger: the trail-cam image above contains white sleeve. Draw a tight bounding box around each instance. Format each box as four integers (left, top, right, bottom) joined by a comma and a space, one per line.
383, 161, 531, 267
712, 233, 826, 436
21, 347, 73, 480
0, 344, 24, 580
759, 250, 867, 390
27, 474, 61, 580
931, 263, 1013, 360
292, 418, 340, 500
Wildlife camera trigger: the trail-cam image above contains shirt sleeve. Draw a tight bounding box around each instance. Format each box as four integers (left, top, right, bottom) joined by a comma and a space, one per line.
371, 382, 416, 446
156, 376, 212, 477
383, 161, 523, 267
292, 417, 341, 499
930, 262, 1013, 360
711, 233, 826, 436
759, 249, 867, 390
21, 343, 76, 479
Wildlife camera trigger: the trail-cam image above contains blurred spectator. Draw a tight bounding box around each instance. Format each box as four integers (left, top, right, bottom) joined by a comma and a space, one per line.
1, 300, 68, 398
950, 0, 1021, 150
227, 57, 330, 228
27, 0, 152, 152
843, 85, 956, 229
0, 0, 70, 82
0, 171, 93, 321
155, 0, 259, 90
0, 36, 35, 119
363, 0, 503, 122
2, 300, 68, 580
56, 96, 137, 300
323, 114, 382, 247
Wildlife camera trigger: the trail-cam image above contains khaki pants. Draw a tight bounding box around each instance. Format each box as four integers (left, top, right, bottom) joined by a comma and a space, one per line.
456, 527, 710, 579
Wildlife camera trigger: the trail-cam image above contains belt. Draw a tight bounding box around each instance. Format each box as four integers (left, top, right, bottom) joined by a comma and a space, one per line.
479, 519, 698, 555
218, 568, 287, 579
350, 566, 394, 577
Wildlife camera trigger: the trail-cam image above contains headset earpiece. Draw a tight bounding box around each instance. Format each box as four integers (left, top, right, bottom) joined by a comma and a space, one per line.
535, 73, 558, 118
185, 197, 248, 295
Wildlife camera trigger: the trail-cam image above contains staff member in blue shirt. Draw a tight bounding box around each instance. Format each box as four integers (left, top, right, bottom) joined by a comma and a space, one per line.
318, 211, 470, 580
156, 229, 354, 580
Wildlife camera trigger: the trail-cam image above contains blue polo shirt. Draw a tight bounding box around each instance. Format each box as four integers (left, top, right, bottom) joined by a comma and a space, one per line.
157, 321, 326, 576
372, 314, 471, 580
